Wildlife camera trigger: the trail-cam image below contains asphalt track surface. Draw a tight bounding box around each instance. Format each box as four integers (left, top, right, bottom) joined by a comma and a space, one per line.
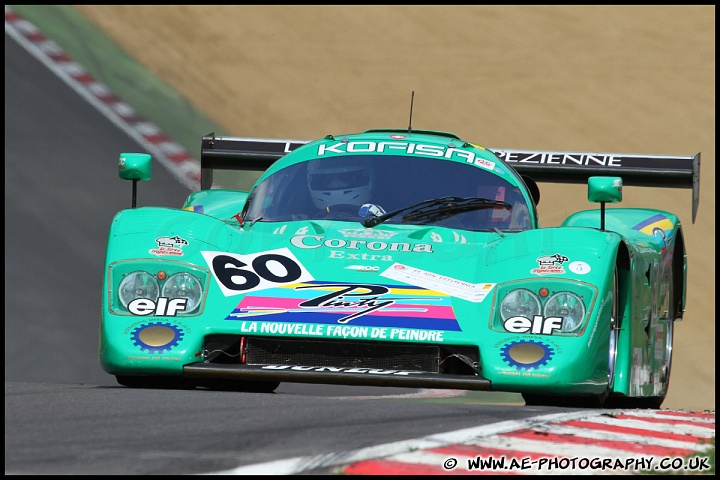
4, 8, 714, 475
4, 17, 548, 476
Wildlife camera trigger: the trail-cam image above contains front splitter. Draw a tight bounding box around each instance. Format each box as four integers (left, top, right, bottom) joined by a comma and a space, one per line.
184, 363, 492, 390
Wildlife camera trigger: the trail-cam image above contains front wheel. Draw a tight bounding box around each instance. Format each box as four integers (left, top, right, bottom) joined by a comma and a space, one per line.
602, 267, 621, 405
523, 267, 618, 409
605, 264, 675, 409
627, 317, 673, 409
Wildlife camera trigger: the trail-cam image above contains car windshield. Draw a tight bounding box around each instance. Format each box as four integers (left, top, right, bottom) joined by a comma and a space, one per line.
241, 154, 532, 232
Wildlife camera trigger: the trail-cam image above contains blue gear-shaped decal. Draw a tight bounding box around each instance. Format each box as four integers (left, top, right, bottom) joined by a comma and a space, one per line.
500, 339, 554, 371
130, 322, 184, 354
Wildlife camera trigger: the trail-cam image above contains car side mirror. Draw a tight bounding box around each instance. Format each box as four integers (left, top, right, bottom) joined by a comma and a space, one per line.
588, 176, 622, 204
588, 176, 622, 231
119, 153, 152, 208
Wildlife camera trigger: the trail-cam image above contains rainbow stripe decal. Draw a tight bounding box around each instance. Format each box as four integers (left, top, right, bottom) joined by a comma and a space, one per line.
632, 213, 673, 236
225, 280, 461, 331
183, 205, 204, 213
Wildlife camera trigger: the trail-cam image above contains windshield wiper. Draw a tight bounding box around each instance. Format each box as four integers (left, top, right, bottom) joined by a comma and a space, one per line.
247, 216, 263, 227
403, 200, 511, 224
362, 196, 511, 228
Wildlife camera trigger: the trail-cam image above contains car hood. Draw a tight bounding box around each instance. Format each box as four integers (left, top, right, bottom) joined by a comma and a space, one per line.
111, 210, 618, 291
228, 219, 617, 292
108, 209, 621, 342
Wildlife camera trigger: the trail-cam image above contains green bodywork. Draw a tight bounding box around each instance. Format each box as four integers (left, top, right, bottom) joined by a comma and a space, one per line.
100, 130, 687, 407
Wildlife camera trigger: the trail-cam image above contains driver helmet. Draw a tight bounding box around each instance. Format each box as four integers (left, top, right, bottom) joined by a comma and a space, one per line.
306, 157, 373, 209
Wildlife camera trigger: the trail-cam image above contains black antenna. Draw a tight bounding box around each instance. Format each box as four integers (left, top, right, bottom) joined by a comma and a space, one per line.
408, 90, 414, 134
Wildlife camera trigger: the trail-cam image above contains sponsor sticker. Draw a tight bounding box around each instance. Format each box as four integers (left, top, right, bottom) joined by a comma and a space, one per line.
261, 365, 424, 375
568, 261, 591, 274
531, 253, 569, 276
227, 281, 460, 332
202, 247, 314, 296
150, 235, 188, 256
236, 321, 446, 342
380, 262, 494, 303
499, 339, 555, 372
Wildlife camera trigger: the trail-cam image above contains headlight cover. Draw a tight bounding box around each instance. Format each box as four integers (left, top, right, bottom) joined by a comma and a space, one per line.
118, 271, 160, 307
161, 272, 203, 313
544, 291, 586, 333
500, 288, 542, 321
108, 260, 209, 316
493, 281, 596, 336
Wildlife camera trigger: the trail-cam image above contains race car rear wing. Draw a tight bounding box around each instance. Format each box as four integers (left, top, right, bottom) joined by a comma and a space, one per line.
492, 148, 700, 223
200, 132, 701, 223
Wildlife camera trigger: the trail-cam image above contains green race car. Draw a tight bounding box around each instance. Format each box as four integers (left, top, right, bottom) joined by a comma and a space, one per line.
100, 128, 700, 408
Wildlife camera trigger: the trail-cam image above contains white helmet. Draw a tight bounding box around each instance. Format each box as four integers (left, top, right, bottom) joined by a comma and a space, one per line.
307, 157, 373, 210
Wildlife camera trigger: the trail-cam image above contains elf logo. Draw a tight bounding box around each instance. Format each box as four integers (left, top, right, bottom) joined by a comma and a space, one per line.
504, 315, 564, 335
128, 297, 188, 316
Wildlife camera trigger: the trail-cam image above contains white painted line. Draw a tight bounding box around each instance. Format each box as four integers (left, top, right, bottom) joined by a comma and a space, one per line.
205, 410, 626, 475
576, 416, 715, 438
5, 6, 199, 191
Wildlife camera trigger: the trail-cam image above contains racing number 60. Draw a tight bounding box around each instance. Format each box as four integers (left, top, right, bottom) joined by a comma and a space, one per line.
212, 253, 302, 291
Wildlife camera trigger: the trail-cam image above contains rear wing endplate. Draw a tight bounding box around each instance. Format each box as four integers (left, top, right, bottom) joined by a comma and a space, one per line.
200, 133, 700, 223
201, 133, 308, 190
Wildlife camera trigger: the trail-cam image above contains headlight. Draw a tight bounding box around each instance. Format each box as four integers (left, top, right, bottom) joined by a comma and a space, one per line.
500, 288, 541, 321
118, 271, 159, 307
544, 291, 586, 333
161, 272, 203, 313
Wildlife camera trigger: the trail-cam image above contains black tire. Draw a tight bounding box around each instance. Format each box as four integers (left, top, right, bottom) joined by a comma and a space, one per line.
643, 271, 675, 408
599, 267, 621, 407
605, 262, 675, 409
523, 268, 618, 409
